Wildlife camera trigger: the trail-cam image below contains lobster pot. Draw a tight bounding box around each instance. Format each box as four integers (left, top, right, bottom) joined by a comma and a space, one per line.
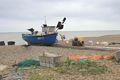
0, 41, 5, 46
7, 41, 15, 45
39, 53, 61, 67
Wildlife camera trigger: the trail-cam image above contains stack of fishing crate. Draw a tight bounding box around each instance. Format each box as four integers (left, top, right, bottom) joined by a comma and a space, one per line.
39, 52, 61, 67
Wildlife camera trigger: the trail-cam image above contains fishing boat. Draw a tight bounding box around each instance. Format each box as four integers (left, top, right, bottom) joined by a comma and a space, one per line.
22, 18, 66, 45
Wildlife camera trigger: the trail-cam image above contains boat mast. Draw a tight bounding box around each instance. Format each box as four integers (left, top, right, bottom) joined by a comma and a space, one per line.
44, 16, 47, 25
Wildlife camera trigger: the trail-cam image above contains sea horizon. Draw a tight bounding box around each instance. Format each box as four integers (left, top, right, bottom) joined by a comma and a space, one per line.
0, 30, 120, 45
0, 30, 120, 33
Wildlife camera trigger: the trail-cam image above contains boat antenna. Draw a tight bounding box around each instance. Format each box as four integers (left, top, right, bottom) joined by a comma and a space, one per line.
44, 16, 47, 25
43, 16, 47, 27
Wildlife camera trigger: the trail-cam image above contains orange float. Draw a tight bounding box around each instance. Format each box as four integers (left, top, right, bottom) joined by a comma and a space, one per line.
77, 55, 89, 59
69, 55, 89, 61
103, 55, 113, 59
69, 54, 113, 61
69, 56, 78, 61
89, 55, 103, 61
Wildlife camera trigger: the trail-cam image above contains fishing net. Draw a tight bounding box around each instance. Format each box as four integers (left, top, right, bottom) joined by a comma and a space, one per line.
16, 59, 39, 68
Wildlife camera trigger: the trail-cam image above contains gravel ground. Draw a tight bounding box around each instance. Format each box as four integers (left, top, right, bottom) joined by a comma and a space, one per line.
0, 45, 120, 80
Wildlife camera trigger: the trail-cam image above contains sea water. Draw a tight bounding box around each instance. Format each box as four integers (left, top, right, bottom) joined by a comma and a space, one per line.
0, 30, 120, 45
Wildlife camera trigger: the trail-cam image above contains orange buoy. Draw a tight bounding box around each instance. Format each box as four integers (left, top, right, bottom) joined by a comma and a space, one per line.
103, 55, 113, 59
89, 55, 103, 61
69, 55, 89, 61
69, 56, 78, 61
78, 55, 89, 59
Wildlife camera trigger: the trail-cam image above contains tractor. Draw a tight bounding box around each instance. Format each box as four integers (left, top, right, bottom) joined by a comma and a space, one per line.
72, 36, 84, 46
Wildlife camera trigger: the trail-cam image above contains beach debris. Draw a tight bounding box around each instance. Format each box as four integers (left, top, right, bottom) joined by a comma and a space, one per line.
0, 64, 8, 72
0, 75, 3, 80
21, 44, 31, 47
95, 41, 100, 45
0, 64, 8, 79
22, 44, 31, 47
0, 41, 5, 46
57, 34, 68, 45
100, 42, 109, 46
7, 41, 15, 45
115, 50, 120, 63
59, 34, 66, 41
65, 40, 69, 44
87, 40, 94, 46
16, 59, 39, 68
109, 42, 120, 45
5, 68, 25, 80
39, 52, 61, 67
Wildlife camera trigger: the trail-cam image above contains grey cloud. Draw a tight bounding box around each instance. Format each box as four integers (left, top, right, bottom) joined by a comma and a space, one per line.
0, 0, 120, 20
52, 0, 120, 23
0, 0, 56, 20
0, 0, 120, 31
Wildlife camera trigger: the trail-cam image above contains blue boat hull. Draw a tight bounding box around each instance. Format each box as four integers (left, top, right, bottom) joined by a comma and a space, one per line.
22, 33, 58, 45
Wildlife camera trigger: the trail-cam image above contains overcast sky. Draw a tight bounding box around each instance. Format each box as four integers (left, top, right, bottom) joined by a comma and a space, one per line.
0, 0, 120, 32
